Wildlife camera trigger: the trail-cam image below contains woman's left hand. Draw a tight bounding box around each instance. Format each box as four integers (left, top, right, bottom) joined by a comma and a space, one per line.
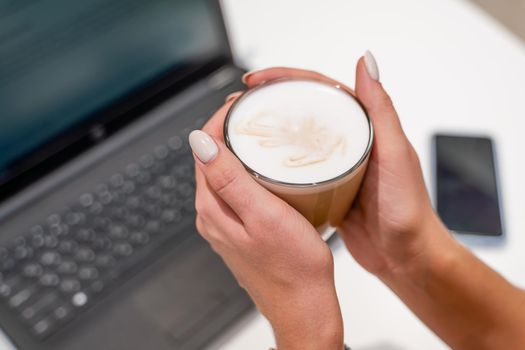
189, 98, 343, 350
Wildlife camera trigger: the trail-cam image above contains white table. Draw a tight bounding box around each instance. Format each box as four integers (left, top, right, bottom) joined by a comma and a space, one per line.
1, 1, 523, 349
208, 0, 525, 349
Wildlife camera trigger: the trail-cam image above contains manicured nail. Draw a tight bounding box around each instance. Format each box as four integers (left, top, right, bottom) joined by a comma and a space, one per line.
225, 91, 243, 102
241, 69, 261, 84
189, 130, 218, 163
241, 72, 251, 84
364, 50, 380, 81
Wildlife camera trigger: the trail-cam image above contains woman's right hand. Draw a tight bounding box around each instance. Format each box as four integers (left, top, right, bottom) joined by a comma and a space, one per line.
337, 53, 454, 281
244, 55, 525, 350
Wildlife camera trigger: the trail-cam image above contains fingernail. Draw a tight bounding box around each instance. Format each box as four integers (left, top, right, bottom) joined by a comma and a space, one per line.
241, 69, 261, 84
189, 130, 218, 163
364, 50, 380, 81
225, 91, 243, 102
241, 72, 251, 84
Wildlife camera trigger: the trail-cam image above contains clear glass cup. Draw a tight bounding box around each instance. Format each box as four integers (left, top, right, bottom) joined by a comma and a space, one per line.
224, 78, 373, 238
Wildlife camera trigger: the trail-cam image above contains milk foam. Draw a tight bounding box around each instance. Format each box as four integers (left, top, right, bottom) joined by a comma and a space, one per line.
227, 80, 370, 184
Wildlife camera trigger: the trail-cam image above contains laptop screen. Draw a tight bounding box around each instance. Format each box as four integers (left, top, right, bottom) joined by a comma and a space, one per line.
0, 0, 229, 192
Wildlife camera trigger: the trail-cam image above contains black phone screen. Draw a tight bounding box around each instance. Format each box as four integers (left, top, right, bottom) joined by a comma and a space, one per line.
434, 135, 503, 235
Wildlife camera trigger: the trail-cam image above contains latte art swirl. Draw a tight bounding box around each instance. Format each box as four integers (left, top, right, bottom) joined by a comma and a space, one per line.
235, 112, 345, 167
225, 79, 372, 233
226, 80, 369, 184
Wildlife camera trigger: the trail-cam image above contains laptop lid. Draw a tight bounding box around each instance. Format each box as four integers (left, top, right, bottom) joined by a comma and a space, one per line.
0, 0, 232, 202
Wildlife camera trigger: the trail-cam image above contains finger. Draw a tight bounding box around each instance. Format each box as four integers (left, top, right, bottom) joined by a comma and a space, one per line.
225, 91, 243, 103
195, 215, 230, 256
194, 166, 246, 239
355, 51, 407, 147
193, 218, 248, 289
201, 98, 238, 142
242, 67, 355, 95
195, 215, 210, 241
189, 129, 286, 222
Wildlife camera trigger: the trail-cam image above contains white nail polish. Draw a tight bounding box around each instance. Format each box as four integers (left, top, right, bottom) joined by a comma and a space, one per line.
364, 50, 380, 81
241, 68, 264, 84
189, 130, 218, 163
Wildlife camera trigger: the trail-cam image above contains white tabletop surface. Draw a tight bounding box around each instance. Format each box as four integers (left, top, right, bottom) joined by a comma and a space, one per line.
207, 0, 525, 349
2, 1, 524, 349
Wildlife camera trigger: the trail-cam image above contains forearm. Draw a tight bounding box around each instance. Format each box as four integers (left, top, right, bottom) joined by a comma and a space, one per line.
380, 214, 525, 350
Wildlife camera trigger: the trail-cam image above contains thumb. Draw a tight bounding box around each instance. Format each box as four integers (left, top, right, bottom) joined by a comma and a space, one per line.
356, 51, 407, 147
188, 130, 282, 222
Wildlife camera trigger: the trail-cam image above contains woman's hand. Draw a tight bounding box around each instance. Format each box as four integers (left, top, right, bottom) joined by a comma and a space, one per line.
339, 54, 451, 280
241, 55, 525, 350
241, 56, 450, 283
189, 100, 343, 350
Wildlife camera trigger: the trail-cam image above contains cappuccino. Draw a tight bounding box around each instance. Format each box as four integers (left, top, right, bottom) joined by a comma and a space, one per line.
224, 79, 372, 235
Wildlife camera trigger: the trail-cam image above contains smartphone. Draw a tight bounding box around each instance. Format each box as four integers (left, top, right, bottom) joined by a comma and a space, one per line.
432, 134, 504, 236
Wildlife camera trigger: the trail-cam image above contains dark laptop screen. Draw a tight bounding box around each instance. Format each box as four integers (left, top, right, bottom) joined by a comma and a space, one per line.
0, 0, 228, 188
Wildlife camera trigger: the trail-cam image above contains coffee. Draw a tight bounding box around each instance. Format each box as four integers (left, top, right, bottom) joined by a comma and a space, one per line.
224, 79, 372, 236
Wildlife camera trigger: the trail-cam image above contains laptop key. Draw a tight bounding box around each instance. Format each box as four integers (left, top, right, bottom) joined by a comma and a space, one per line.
71, 291, 88, 307
125, 163, 140, 178
47, 214, 61, 226
2, 276, 22, 295
168, 135, 183, 151
64, 211, 85, 226
53, 303, 72, 321
22, 263, 43, 278
76, 229, 96, 242
9, 286, 35, 308
78, 267, 98, 280
139, 154, 154, 169
14, 246, 33, 260
57, 260, 77, 274
109, 173, 124, 188
95, 254, 115, 268
53, 224, 69, 236
58, 240, 78, 254
79, 193, 94, 207
153, 145, 169, 159
108, 225, 128, 240
135, 172, 151, 186
113, 243, 133, 257
21, 291, 60, 322
161, 209, 182, 224
0, 284, 11, 298
144, 220, 161, 234
40, 251, 61, 266
39, 273, 60, 287
129, 231, 149, 245
125, 213, 145, 228
74, 248, 95, 262
32, 318, 54, 337
90, 237, 112, 251
29, 226, 45, 236
30, 233, 45, 248
60, 279, 81, 293
43, 235, 59, 248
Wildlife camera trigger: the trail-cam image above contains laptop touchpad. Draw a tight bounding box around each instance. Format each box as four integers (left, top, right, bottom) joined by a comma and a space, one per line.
132, 242, 233, 342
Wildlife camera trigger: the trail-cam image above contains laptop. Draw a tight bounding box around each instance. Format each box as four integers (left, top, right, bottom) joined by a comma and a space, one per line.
0, 1, 253, 349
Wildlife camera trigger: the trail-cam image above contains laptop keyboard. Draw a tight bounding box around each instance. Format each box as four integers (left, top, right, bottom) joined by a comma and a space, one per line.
0, 129, 197, 339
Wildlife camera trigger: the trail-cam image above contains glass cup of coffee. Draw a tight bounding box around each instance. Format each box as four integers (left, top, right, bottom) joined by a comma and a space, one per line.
224, 78, 373, 238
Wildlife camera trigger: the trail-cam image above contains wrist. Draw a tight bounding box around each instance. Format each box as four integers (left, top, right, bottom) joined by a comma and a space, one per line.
378, 211, 461, 290
266, 284, 344, 350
